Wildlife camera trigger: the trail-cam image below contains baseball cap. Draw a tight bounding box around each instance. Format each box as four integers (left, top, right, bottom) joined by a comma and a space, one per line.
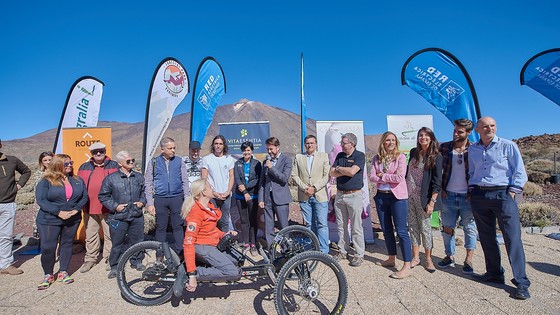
189, 141, 201, 149
89, 142, 107, 151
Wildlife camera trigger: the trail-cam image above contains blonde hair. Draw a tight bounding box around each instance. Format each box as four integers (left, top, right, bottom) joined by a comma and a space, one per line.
377, 131, 401, 164
43, 154, 74, 186
181, 178, 208, 219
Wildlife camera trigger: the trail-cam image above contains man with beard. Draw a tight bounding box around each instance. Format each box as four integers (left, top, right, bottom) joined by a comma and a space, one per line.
437, 119, 477, 274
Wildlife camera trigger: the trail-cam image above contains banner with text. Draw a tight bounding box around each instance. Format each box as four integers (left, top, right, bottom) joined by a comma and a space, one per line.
190, 57, 226, 143
53, 76, 104, 153
401, 48, 480, 142
521, 48, 560, 107
142, 57, 189, 172
387, 115, 434, 156
219, 121, 270, 155
316, 121, 374, 244
62, 127, 112, 166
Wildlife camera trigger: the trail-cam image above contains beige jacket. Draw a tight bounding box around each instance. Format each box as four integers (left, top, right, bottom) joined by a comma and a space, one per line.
291, 151, 330, 202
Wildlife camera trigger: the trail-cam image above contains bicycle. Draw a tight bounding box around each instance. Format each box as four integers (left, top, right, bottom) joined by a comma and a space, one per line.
116, 225, 348, 314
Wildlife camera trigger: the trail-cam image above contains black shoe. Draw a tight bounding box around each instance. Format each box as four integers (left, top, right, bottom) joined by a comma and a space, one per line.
132, 263, 146, 271
474, 272, 505, 284
173, 265, 186, 298
108, 269, 117, 279
514, 285, 530, 300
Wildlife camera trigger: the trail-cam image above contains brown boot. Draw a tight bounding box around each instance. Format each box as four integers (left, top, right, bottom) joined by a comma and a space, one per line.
0, 265, 24, 275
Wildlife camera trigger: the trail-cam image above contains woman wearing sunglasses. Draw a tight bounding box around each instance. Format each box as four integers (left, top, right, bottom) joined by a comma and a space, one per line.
35, 154, 88, 289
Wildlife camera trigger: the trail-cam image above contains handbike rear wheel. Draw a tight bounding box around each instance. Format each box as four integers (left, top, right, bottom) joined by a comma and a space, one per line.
116, 241, 180, 306
274, 251, 348, 315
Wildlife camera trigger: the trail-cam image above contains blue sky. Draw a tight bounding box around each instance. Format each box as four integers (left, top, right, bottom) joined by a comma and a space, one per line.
1, 1, 559, 142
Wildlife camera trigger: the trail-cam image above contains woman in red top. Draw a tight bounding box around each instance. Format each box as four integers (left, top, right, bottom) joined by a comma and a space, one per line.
181, 178, 240, 292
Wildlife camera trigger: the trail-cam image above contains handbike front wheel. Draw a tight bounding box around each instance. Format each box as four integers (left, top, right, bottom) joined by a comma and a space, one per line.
274, 251, 348, 315
116, 241, 180, 306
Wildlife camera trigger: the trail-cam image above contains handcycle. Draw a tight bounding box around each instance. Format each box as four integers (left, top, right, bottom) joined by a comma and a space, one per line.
116, 225, 348, 314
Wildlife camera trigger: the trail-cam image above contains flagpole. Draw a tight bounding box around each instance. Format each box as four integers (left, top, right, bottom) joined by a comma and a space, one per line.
301, 53, 306, 153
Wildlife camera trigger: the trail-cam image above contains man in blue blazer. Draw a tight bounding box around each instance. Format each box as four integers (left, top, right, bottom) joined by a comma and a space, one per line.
258, 137, 293, 248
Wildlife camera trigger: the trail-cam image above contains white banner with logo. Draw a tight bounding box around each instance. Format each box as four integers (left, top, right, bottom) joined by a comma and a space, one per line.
143, 58, 189, 172
53, 76, 104, 153
387, 115, 433, 155
316, 121, 374, 244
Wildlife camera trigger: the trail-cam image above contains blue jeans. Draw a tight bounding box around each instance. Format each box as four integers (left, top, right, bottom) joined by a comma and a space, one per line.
374, 192, 412, 262
299, 197, 329, 254
441, 191, 477, 257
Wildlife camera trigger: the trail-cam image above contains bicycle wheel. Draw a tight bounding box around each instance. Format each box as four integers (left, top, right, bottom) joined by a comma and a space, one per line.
116, 241, 180, 306
270, 225, 320, 271
274, 251, 348, 315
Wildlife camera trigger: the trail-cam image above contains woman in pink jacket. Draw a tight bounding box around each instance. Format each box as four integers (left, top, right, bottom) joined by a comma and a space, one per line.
369, 131, 412, 279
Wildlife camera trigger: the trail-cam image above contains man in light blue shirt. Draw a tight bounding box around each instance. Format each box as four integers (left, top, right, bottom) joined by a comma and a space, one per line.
468, 116, 530, 300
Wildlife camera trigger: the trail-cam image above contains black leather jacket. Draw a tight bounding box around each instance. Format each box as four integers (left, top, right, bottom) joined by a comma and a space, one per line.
98, 169, 146, 221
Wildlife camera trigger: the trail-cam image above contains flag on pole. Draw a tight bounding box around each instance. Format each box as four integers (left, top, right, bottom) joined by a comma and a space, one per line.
53, 76, 104, 153
401, 48, 481, 142
142, 57, 189, 172
190, 57, 226, 143
521, 48, 560, 107
301, 53, 307, 153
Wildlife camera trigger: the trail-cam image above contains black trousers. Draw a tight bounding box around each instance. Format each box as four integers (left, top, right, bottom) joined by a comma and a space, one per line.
108, 216, 145, 269
470, 187, 530, 287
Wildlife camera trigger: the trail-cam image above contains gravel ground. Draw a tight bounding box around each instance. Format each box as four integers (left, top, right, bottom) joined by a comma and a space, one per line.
2, 227, 559, 314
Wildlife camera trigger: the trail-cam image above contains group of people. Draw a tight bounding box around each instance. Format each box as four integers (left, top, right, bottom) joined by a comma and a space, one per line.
0, 115, 531, 300
369, 117, 530, 300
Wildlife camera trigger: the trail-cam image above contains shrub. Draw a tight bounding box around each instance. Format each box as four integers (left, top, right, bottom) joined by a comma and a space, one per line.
518, 202, 560, 227
526, 159, 554, 174
523, 182, 543, 196
16, 192, 35, 211
527, 170, 550, 184
144, 210, 156, 234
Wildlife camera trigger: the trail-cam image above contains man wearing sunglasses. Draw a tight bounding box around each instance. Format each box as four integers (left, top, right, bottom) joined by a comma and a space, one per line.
77, 142, 119, 273
0, 139, 31, 275
99, 151, 146, 278
438, 119, 477, 274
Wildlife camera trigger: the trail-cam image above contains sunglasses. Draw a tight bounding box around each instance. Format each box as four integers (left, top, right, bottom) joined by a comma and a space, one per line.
457, 153, 463, 165
64, 161, 74, 167
125, 159, 135, 165
91, 149, 106, 155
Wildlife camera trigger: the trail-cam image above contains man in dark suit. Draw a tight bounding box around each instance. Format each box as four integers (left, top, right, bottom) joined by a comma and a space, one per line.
258, 137, 293, 247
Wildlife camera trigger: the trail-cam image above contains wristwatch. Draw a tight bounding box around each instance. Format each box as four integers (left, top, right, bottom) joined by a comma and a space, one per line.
187, 270, 197, 277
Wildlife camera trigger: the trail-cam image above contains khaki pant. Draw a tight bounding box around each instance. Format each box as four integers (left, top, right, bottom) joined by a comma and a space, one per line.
83, 213, 112, 262
334, 191, 365, 257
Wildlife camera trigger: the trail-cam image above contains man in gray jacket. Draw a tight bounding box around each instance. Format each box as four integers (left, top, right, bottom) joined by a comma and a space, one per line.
99, 151, 146, 279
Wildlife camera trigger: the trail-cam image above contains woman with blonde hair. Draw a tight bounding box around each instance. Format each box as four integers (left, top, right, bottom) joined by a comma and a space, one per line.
370, 131, 412, 279
35, 154, 88, 289
406, 127, 442, 273
181, 178, 240, 292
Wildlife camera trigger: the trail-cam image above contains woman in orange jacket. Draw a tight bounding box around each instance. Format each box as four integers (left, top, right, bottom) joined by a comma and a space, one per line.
181, 178, 240, 292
